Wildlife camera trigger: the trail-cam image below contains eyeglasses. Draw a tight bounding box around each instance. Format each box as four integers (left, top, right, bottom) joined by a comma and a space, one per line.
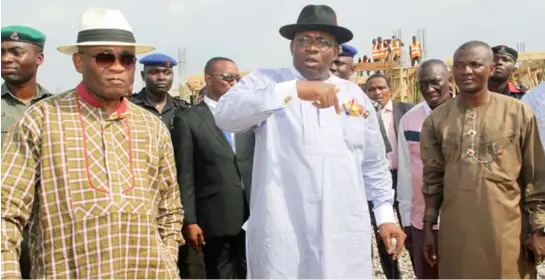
294, 36, 336, 51
207, 73, 240, 82
81, 52, 137, 69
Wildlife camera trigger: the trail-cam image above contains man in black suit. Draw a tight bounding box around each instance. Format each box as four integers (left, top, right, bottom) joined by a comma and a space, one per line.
364, 73, 414, 279
172, 57, 254, 279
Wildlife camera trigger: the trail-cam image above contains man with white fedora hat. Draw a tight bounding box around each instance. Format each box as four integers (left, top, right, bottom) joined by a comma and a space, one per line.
215, 4, 406, 279
1, 8, 184, 279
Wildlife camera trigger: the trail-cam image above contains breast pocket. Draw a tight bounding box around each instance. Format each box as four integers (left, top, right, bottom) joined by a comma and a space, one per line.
479, 136, 521, 183
342, 115, 367, 150
1, 113, 17, 138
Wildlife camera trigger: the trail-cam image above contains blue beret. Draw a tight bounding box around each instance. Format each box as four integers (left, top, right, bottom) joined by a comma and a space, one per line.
1, 25, 46, 47
339, 44, 358, 57
139, 53, 177, 67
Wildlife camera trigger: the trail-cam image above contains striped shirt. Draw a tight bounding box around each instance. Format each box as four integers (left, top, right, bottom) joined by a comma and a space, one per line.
1, 83, 184, 279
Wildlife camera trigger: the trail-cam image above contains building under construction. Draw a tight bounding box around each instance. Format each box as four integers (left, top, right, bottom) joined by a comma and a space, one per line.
178, 30, 545, 104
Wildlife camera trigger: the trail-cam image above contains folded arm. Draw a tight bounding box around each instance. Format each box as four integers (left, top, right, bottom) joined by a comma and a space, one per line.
1, 112, 42, 279
215, 70, 297, 133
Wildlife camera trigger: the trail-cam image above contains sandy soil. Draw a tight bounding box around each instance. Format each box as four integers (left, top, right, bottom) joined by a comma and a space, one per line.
371, 234, 545, 279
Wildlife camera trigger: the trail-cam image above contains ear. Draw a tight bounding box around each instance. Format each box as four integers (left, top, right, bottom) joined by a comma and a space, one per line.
35, 52, 44, 66
204, 74, 212, 87
448, 73, 454, 84
489, 63, 496, 78
72, 53, 84, 74
140, 70, 145, 81
289, 41, 294, 56
387, 87, 395, 97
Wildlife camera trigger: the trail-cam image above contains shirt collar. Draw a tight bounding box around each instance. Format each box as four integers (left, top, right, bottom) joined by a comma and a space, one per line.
75, 82, 128, 119
203, 95, 217, 109
506, 82, 521, 93
290, 66, 336, 83
423, 101, 432, 115
382, 99, 393, 112
132, 88, 175, 111
1, 82, 50, 98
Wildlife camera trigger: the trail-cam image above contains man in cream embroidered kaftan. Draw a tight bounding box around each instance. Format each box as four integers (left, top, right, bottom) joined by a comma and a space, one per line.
214, 67, 396, 279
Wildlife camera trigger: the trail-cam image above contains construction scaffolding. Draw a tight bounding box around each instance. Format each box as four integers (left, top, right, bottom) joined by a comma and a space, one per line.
354, 51, 545, 104
180, 52, 545, 104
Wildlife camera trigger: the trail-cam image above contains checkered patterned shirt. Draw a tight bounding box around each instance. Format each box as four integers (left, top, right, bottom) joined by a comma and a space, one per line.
1, 87, 184, 279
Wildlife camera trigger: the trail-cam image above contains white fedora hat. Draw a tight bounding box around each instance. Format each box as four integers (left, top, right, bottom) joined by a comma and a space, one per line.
57, 8, 155, 55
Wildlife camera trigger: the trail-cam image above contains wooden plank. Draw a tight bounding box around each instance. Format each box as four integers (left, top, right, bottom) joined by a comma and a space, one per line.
354, 62, 397, 71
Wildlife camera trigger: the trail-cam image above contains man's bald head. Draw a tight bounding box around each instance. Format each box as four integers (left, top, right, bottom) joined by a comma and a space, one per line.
452, 40, 495, 95
454, 40, 493, 63
419, 59, 448, 72
418, 59, 452, 109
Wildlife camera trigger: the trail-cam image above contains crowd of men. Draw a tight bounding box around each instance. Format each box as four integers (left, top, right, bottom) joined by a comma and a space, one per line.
1, 4, 545, 279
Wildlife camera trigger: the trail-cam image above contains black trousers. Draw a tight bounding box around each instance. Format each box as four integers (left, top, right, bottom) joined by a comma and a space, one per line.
178, 243, 206, 279
20, 228, 31, 279
202, 230, 246, 279
368, 170, 412, 279
411, 57, 421, 66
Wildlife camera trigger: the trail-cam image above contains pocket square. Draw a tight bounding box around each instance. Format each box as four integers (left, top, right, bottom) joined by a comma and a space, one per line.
343, 99, 369, 118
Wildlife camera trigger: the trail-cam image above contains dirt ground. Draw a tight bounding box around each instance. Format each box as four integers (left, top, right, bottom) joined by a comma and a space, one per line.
371, 234, 545, 279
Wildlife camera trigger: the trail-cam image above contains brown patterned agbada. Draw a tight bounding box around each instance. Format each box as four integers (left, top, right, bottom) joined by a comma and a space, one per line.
1, 84, 184, 279
421, 93, 545, 278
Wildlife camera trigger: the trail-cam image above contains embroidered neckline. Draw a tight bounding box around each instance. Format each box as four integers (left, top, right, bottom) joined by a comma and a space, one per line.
75, 83, 128, 119
75, 93, 136, 197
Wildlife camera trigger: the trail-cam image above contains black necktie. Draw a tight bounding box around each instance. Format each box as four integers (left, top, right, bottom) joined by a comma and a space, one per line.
373, 103, 392, 154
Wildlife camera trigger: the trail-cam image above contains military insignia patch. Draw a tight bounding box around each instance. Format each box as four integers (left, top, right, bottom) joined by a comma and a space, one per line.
10, 32, 19, 40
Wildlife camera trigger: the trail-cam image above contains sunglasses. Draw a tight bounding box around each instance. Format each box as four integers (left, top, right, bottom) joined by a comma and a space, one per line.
208, 73, 240, 82
81, 52, 137, 69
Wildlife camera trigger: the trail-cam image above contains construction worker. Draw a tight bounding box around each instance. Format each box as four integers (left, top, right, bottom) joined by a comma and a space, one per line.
376, 37, 388, 62
371, 38, 381, 62
391, 35, 404, 63
488, 45, 527, 99
409, 35, 422, 66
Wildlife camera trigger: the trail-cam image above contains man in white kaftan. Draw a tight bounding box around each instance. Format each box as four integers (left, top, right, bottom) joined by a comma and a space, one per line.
214, 5, 405, 279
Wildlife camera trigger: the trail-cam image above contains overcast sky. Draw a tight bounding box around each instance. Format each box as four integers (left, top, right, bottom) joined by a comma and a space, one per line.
1, 0, 544, 92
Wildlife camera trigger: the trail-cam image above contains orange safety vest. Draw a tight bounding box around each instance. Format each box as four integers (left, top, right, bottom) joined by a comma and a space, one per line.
392, 40, 401, 56
371, 43, 380, 60
373, 42, 387, 59
410, 42, 421, 58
